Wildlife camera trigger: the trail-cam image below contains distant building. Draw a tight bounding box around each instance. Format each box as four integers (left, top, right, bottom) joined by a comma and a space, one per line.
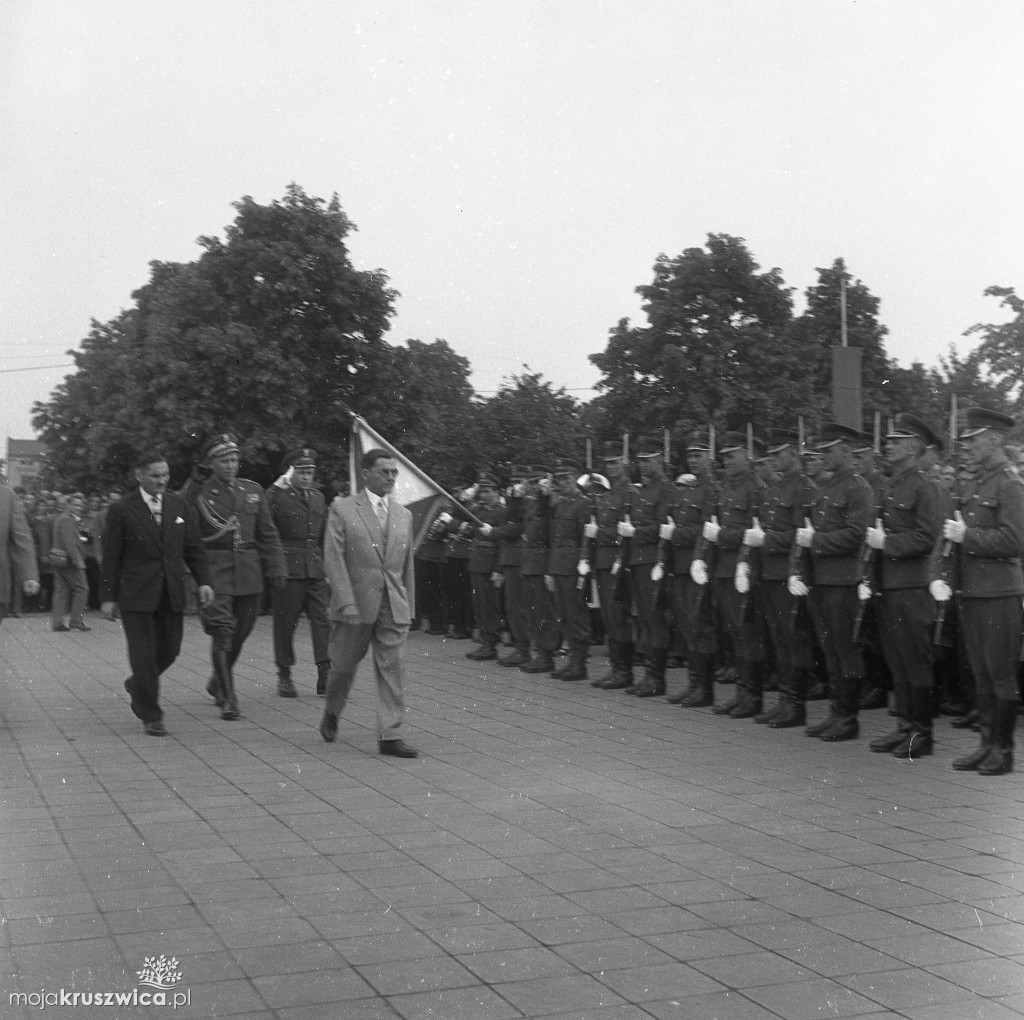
5, 438, 46, 491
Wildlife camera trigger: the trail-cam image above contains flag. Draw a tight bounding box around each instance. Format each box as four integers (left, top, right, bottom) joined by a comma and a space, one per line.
348, 416, 478, 551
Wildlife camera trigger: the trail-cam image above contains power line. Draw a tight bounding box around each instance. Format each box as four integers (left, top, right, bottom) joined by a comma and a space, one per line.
0, 363, 74, 374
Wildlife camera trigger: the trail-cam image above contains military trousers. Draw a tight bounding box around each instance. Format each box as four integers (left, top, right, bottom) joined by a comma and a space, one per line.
470, 570, 502, 647
631, 565, 672, 654
596, 568, 633, 644
501, 565, 531, 650
551, 574, 591, 647
876, 588, 934, 690
672, 573, 716, 657
713, 577, 766, 664
958, 596, 1023, 703
201, 592, 260, 666
522, 573, 559, 652
807, 585, 864, 681
272, 577, 330, 668
761, 579, 811, 672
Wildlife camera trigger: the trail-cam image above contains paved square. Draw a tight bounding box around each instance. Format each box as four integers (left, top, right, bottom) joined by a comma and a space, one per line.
2, 614, 1023, 1018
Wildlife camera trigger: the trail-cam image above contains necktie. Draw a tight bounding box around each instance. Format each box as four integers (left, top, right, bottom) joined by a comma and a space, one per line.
150, 496, 162, 525
375, 498, 388, 531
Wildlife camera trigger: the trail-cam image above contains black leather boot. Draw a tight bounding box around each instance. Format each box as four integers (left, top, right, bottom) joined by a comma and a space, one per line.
277, 666, 298, 698
634, 649, 667, 697
977, 698, 1016, 775
214, 649, 239, 720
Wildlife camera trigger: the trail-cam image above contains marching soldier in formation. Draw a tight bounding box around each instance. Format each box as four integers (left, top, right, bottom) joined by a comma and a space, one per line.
791, 423, 874, 742
179, 433, 286, 719
934, 407, 1024, 776
464, 473, 507, 661
862, 415, 944, 757
751, 429, 815, 728
587, 443, 637, 690
266, 448, 331, 698
547, 461, 591, 681
519, 467, 561, 674
672, 433, 718, 707
620, 437, 677, 697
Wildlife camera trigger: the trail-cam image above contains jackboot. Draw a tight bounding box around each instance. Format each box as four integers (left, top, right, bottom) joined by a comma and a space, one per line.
953, 691, 993, 770
729, 662, 762, 718
769, 668, 807, 728
550, 650, 573, 678
206, 673, 225, 708
316, 660, 329, 697
977, 698, 1017, 776
559, 644, 589, 682
214, 649, 239, 720
499, 645, 531, 668
601, 642, 635, 690
634, 649, 667, 697
591, 641, 619, 686
818, 675, 860, 741
871, 680, 911, 751
520, 650, 555, 674
467, 643, 498, 661
277, 666, 298, 698
893, 685, 934, 758
679, 653, 714, 707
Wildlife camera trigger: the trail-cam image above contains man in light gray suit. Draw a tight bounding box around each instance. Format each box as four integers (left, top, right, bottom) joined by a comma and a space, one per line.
319, 448, 419, 758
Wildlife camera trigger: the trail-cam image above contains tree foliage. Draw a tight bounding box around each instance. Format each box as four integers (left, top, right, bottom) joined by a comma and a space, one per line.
963, 286, 1024, 413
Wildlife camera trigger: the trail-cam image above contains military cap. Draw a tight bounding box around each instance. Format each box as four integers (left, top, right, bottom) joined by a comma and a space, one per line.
686, 431, 711, 452
601, 440, 627, 462
283, 447, 317, 470
202, 433, 240, 462
508, 463, 532, 480
633, 435, 665, 459
718, 431, 765, 457
815, 422, 862, 449
887, 413, 943, 449
552, 460, 579, 478
959, 406, 1016, 438
475, 472, 499, 489
580, 472, 611, 491
766, 429, 800, 454
675, 472, 697, 487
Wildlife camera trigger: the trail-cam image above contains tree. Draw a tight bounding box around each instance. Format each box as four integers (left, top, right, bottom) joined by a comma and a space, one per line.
589, 234, 797, 439
472, 371, 587, 479
963, 286, 1024, 413
33, 185, 398, 487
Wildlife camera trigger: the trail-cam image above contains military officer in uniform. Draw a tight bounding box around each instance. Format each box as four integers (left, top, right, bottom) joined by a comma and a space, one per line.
180, 434, 287, 719
862, 415, 943, 757
934, 407, 1024, 776
791, 423, 873, 742
266, 448, 330, 698
673, 432, 719, 707
520, 467, 561, 674
619, 437, 677, 697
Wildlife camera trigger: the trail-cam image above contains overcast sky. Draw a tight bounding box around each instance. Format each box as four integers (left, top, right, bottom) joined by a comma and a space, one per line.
2, 1, 1022, 451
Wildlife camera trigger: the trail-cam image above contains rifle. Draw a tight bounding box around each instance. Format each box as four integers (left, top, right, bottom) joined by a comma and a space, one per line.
789, 503, 814, 634
933, 395, 960, 645
852, 520, 881, 643
612, 497, 632, 605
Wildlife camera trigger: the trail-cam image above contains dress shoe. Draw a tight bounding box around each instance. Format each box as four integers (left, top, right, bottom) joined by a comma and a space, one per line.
892, 732, 933, 759
144, 719, 167, 736
319, 712, 338, 742
869, 728, 910, 753
466, 645, 497, 661
379, 738, 418, 758
977, 748, 1013, 776
52, 623, 70, 632
859, 686, 887, 710
818, 718, 859, 742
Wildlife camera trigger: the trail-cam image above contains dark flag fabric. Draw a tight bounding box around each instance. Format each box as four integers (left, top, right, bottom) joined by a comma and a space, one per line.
348, 416, 479, 551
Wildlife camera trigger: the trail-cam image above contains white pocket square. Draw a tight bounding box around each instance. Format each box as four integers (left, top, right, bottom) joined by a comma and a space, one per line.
175, 516, 185, 524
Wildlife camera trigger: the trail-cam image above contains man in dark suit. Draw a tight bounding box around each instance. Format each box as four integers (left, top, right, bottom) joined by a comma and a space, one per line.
319, 448, 418, 758
101, 452, 214, 736
1, 480, 39, 625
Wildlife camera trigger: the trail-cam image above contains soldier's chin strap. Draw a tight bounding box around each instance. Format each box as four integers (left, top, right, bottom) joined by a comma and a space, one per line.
195, 493, 240, 545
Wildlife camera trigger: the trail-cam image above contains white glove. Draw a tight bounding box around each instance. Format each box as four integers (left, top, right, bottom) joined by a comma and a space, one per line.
491, 571, 504, 588
512, 482, 526, 497
690, 559, 709, 585
866, 518, 885, 550
537, 477, 552, 495
857, 581, 872, 602
479, 523, 493, 536
796, 517, 815, 549
650, 563, 664, 582
544, 574, 555, 592
437, 512, 453, 526
702, 517, 721, 543
942, 511, 966, 544
734, 562, 750, 594
929, 579, 952, 603
461, 484, 479, 501
583, 520, 599, 539
617, 519, 636, 538
743, 517, 765, 548
659, 519, 676, 541
787, 575, 810, 597
577, 559, 591, 577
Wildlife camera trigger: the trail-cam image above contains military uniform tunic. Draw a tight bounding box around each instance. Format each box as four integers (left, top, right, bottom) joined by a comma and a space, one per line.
670, 477, 717, 657
547, 489, 591, 648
